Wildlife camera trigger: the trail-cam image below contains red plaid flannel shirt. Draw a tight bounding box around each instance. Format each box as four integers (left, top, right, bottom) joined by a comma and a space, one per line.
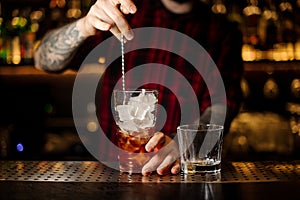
69, 0, 244, 145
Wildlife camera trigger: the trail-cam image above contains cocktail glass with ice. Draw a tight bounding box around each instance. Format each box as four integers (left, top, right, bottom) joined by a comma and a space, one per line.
113, 89, 158, 174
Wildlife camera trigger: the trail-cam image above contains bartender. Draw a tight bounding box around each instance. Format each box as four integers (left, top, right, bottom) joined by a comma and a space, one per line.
34, 0, 244, 176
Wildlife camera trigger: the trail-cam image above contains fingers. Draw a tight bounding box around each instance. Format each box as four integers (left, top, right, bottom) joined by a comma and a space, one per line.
142, 149, 179, 176
86, 11, 111, 31
120, 5, 130, 14
104, 8, 134, 40
157, 158, 180, 176
145, 132, 165, 152
119, 0, 137, 14
142, 149, 168, 176
90, 0, 136, 40
142, 135, 180, 176
171, 159, 181, 175
156, 139, 180, 175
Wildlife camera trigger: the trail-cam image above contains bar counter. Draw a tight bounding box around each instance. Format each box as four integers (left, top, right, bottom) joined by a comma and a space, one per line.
0, 160, 299, 199
1, 64, 300, 199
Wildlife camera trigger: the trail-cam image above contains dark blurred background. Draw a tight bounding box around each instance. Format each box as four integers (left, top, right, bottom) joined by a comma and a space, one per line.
0, 0, 300, 161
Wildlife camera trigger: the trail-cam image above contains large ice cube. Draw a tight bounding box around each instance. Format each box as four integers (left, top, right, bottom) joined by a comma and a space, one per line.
116, 105, 134, 121
130, 102, 150, 120
133, 111, 154, 129
116, 89, 158, 132
129, 91, 157, 106
118, 120, 139, 132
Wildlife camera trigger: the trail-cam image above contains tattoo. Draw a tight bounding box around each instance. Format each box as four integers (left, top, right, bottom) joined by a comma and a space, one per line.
35, 22, 85, 71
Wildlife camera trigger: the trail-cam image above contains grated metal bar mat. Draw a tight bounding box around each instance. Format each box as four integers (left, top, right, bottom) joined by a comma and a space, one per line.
0, 161, 299, 183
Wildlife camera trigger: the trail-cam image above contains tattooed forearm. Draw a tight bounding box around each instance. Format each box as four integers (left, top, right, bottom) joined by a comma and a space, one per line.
34, 22, 86, 71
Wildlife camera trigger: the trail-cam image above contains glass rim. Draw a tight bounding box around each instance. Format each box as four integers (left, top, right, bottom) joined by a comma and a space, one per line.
177, 124, 223, 131
113, 89, 158, 93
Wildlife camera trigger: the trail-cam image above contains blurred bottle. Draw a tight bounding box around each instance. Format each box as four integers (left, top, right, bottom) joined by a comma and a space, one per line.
0, 4, 46, 66
211, 0, 227, 15
242, 0, 262, 61
295, 1, 300, 60
243, 0, 262, 47
276, 0, 296, 61
48, 0, 67, 29
19, 7, 34, 65
5, 8, 25, 65
258, 0, 279, 50
21, 8, 45, 65
66, 0, 82, 22
227, 3, 244, 28
279, 0, 296, 44
0, 2, 5, 65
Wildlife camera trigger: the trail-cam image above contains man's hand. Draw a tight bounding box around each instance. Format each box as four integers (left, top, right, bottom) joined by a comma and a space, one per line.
142, 132, 180, 176
82, 0, 137, 40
